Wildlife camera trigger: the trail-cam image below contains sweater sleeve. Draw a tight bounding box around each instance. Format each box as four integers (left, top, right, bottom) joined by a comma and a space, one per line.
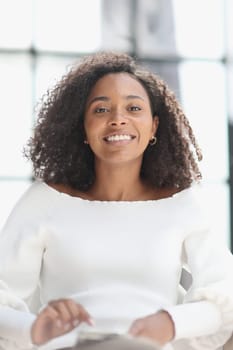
165, 219, 233, 349
0, 182, 49, 349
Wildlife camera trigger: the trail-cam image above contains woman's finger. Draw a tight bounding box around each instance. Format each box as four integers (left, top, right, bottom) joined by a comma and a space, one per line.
48, 299, 76, 331
42, 304, 62, 328
63, 299, 81, 327
75, 302, 94, 325
31, 306, 64, 345
62, 300, 89, 327
128, 319, 144, 335
49, 299, 94, 329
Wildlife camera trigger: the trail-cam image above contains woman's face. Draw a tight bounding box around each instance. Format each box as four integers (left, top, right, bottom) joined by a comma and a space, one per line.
84, 73, 158, 166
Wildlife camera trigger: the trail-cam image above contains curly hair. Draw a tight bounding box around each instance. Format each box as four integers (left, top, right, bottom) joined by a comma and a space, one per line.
26, 51, 202, 191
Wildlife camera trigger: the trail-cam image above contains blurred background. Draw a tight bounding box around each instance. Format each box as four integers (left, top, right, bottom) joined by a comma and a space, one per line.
0, 0, 232, 250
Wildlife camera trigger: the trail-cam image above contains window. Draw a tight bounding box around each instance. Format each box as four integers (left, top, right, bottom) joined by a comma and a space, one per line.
0, 0, 231, 249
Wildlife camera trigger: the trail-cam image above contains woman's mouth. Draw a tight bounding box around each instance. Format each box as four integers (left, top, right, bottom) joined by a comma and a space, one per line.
103, 134, 136, 143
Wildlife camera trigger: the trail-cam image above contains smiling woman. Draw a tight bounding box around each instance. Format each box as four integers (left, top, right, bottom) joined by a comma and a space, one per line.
0, 52, 233, 350
83, 73, 158, 177
26, 52, 202, 194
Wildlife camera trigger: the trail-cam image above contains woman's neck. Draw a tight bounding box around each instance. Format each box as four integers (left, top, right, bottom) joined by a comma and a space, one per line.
88, 162, 147, 201
47, 160, 179, 201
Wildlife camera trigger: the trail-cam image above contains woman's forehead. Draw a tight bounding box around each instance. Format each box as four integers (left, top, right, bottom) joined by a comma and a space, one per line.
87, 72, 150, 101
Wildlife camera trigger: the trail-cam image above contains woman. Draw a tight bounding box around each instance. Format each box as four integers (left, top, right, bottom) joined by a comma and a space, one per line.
0, 52, 232, 350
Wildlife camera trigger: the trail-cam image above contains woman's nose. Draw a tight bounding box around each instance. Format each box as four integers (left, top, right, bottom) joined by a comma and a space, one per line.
110, 120, 127, 126
108, 113, 127, 126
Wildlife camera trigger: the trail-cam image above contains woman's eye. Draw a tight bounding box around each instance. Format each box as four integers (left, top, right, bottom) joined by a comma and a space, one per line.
95, 107, 109, 113
129, 106, 141, 111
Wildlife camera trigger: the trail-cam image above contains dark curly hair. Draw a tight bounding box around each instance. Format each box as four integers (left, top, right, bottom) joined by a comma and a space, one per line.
26, 51, 202, 191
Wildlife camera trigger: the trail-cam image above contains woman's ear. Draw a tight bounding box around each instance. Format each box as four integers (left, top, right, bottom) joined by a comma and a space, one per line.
152, 116, 159, 135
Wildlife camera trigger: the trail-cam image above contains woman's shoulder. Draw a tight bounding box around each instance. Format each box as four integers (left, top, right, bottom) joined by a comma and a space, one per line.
1, 181, 57, 233
7, 180, 62, 217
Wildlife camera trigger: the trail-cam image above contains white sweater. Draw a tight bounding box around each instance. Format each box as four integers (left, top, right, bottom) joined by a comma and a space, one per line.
0, 181, 232, 350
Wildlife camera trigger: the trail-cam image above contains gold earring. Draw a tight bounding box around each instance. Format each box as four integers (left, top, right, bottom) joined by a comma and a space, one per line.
149, 136, 157, 146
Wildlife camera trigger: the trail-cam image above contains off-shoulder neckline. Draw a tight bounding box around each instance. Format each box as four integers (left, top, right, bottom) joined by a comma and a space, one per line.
38, 181, 192, 204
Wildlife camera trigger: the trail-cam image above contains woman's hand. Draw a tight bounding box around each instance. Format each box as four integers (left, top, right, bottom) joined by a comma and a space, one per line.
128, 311, 175, 346
31, 299, 94, 345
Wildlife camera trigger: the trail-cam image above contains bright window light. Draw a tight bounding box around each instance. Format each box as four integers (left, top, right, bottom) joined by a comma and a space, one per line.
0, 0, 32, 49
173, 0, 224, 58
226, 0, 233, 57
179, 61, 228, 182
194, 183, 230, 247
35, 55, 79, 103
34, 0, 102, 52
0, 54, 32, 176
0, 180, 31, 231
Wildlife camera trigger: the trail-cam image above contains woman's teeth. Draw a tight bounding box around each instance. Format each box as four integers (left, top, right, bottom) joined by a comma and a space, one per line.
105, 135, 133, 142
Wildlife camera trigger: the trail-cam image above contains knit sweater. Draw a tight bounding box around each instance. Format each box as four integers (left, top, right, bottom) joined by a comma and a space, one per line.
0, 181, 232, 350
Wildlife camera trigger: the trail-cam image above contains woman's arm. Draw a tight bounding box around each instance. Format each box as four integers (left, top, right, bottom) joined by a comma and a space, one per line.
128, 214, 233, 349
167, 228, 233, 349
0, 182, 49, 349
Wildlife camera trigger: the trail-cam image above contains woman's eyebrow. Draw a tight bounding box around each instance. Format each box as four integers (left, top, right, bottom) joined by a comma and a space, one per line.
125, 95, 145, 101
88, 96, 109, 107
88, 95, 145, 107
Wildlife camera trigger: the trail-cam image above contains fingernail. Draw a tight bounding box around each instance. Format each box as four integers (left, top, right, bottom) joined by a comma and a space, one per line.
87, 317, 95, 326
